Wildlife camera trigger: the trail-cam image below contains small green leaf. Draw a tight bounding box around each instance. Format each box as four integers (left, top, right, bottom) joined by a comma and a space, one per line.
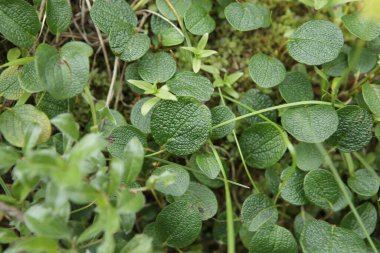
121, 234, 153, 253
151, 164, 190, 196
51, 113, 79, 141
0, 228, 18, 244
4, 236, 59, 253
248, 53, 286, 88
46, 0, 72, 35
155, 200, 202, 248
155, 85, 177, 101
348, 46, 377, 74
117, 189, 145, 214
138, 52, 177, 83
293, 212, 315, 239
127, 80, 156, 94
342, 12, 380, 41
156, 0, 191, 21
322, 52, 348, 77
280, 167, 308, 206
36, 93, 72, 119
195, 152, 220, 179
130, 97, 155, 134
188, 154, 224, 189
362, 83, 380, 116
0, 145, 20, 174
239, 122, 287, 169
210, 105, 235, 140
184, 5, 215, 35
347, 169, 379, 197
288, 20, 344, 65
150, 15, 184, 46
18, 61, 44, 93
0, 66, 24, 100
295, 142, 322, 171
141, 97, 161, 116
279, 71, 314, 103
7, 48, 21, 62
124, 137, 144, 185
282, 105, 339, 143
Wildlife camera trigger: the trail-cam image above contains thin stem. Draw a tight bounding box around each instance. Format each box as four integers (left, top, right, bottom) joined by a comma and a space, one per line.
132, 0, 150, 10
353, 152, 377, 173
145, 149, 166, 157
106, 57, 120, 107
84, 86, 98, 132
343, 152, 355, 175
316, 143, 379, 253
0, 177, 11, 196
209, 140, 235, 253
71, 201, 95, 214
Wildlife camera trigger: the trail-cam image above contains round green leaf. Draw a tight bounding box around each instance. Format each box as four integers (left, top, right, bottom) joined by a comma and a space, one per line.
303, 169, 340, 209
101, 109, 127, 137
362, 83, 380, 116
195, 152, 220, 179
340, 202, 377, 239
249, 225, 298, 253
282, 105, 339, 143
342, 12, 380, 41
107, 125, 147, 159
188, 154, 224, 189
300, 219, 367, 253
0, 104, 51, 148
210, 105, 235, 140
322, 52, 348, 77
150, 15, 184, 46
288, 20, 344, 65
248, 53, 286, 88
36, 93, 72, 119
224, 2, 269, 31
295, 142, 322, 171
18, 61, 44, 93
328, 105, 373, 152
173, 182, 218, 220
130, 97, 155, 134
239, 122, 287, 169
166, 71, 214, 102
46, 0, 72, 35
150, 97, 211, 156
241, 193, 278, 232
347, 169, 379, 197
280, 167, 308, 206
348, 46, 377, 74
279, 71, 314, 103
184, 5, 215, 35
125, 62, 144, 94
152, 165, 190, 196
155, 200, 202, 248
294, 212, 315, 239
0, 66, 24, 100
238, 89, 277, 124
138, 52, 177, 83
156, 0, 191, 20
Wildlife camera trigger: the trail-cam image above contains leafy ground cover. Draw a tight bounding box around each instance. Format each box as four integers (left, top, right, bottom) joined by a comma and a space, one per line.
0, 0, 379, 252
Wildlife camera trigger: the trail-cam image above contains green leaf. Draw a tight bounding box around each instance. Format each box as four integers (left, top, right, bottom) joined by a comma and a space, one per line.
238, 89, 277, 124
192, 0, 212, 12
0, 145, 21, 174
348, 46, 377, 74
35, 42, 93, 99
151, 164, 190, 196
342, 12, 380, 41
7, 48, 21, 62
288, 20, 344, 65
150, 97, 211, 156
322, 52, 348, 77
90, 0, 137, 34
300, 219, 367, 253
125, 62, 144, 94
166, 71, 214, 102
141, 97, 162, 116
130, 97, 155, 134
281, 105, 339, 143
303, 169, 340, 209
0, 104, 51, 148
101, 109, 127, 137
279, 71, 314, 103
0, 228, 18, 244
188, 154, 224, 189
249, 225, 298, 253
0, 66, 24, 100
280, 167, 308, 206
241, 193, 278, 232
155, 85, 177, 101
184, 5, 215, 35
293, 212, 315, 239
51, 113, 79, 141
224, 3, 270, 31
195, 152, 220, 179
362, 83, 380, 116
107, 125, 147, 159
0, 0, 40, 48
248, 53, 286, 88
138, 52, 177, 83
127, 80, 156, 94
156, 0, 191, 20
295, 142, 322, 171
18, 61, 44, 93
4, 236, 59, 253
46, 0, 72, 35
347, 169, 379, 197
328, 105, 373, 152
172, 182, 218, 220
239, 122, 287, 169
155, 200, 202, 248
150, 15, 184, 46
121, 234, 153, 253
210, 105, 235, 140
117, 189, 145, 214
36, 93, 72, 119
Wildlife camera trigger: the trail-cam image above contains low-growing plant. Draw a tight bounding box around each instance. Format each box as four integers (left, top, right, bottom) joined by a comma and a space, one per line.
0, 0, 379, 252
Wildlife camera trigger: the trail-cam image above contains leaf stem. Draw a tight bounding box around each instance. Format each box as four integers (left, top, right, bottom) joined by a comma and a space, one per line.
84, 86, 98, 132
106, 57, 120, 107
145, 149, 166, 157
0, 177, 11, 196
353, 152, 377, 173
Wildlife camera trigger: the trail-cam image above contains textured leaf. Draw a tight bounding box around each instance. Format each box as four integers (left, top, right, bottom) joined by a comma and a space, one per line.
51, 113, 79, 141
0, 0, 40, 48
288, 20, 344, 65
249, 225, 298, 253
342, 12, 380, 41
195, 152, 220, 179
184, 5, 215, 35
238, 89, 277, 124
46, 0, 72, 35
241, 193, 278, 232
130, 97, 155, 134
0, 104, 51, 148
347, 169, 379, 197
293, 212, 315, 239
166, 71, 214, 102
107, 125, 147, 159
282, 105, 339, 143
150, 15, 184, 46
152, 165, 190, 196
156, 0, 191, 20
300, 219, 367, 253
280, 167, 308, 206
155, 200, 202, 248
101, 109, 127, 137
90, 0, 137, 34
295, 142, 322, 171
348, 46, 377, 74
239, 122, 286, 169
248, 53, 286, 88
138, 52, 177, 83
18, 61, 44, 93
173, 182, 218, 220
35, 42, 93, 99
124, 137, 144, 185
303, 169, 340, 209
150, 97, 211, 156
328, 106, 373, 152
35, 93, 72, 119
0, 66, 24, 100
362, 83, 380, 116
279, 71, 314, 103
224, 2, 269, 31
188, 154, 224, 189
210, 105, 235, 140
322, 52, 348, 77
